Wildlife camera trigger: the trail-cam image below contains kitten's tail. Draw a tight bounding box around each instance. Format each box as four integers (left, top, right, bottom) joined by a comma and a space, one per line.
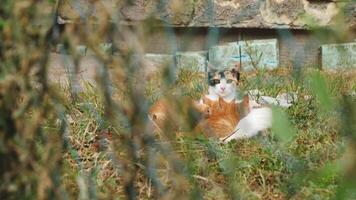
222, 107, 272, 143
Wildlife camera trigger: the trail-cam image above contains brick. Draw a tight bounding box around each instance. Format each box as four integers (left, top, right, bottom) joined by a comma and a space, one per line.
176, 51, 207, 72
208, 42, 240, 69
321, 42, 356, 69
238, 39, 279, 71
208, 39, 279, 71
142, 54, 175, 77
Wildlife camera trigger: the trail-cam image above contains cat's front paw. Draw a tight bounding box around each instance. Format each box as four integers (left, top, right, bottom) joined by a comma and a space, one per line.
193, 100, 211, 115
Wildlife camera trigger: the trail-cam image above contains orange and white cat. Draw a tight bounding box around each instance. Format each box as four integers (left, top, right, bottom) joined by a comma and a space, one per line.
194, 63, 248, 138
203, 64, 272, 142
149, 62, 272, 141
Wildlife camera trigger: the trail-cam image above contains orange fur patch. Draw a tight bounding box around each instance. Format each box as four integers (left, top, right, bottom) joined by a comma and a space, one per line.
149, 95, 250, 139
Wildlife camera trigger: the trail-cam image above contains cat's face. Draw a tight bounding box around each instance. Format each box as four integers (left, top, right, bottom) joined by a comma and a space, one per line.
208, 64, 240, 98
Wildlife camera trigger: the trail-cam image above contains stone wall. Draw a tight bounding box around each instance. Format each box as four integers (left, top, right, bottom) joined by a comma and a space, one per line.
57, 1, 356, 69
58, 0, 356, 30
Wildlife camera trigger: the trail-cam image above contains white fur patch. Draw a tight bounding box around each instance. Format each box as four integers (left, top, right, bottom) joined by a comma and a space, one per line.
205, 81, 237, 102
222, 107, 272, 142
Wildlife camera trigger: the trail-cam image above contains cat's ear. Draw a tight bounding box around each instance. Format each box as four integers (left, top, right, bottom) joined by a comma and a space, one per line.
230, 62, 241, 81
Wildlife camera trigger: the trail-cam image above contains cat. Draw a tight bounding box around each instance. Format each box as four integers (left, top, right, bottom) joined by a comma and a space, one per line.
197, 62, 273, 142
193, 62, 248, 138
149, 61, 272, 141
149, 62, 248, 138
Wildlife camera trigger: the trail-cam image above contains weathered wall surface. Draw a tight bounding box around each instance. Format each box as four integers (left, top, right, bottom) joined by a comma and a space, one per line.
58, 0, 356, 29
141, 28, 332, 67
56, 1, 356, 69
321, 42, 356, 69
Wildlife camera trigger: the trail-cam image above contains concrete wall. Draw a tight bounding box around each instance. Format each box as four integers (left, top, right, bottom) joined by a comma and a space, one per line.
321, 42, 356, 69
54, 25, 356, 69
56, 27, 356, 69
141, 27, 355, 68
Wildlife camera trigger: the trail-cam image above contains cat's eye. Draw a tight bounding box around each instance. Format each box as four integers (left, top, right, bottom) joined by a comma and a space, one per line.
210, 79, 220, 85
226, 79, 233, 84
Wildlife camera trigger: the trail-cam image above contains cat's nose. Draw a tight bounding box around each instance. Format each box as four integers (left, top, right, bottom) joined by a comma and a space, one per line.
221, 86, 225, 91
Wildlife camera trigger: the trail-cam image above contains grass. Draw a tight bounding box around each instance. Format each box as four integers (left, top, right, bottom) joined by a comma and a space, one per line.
56, 67, 356, 199
1, 1, 355, 199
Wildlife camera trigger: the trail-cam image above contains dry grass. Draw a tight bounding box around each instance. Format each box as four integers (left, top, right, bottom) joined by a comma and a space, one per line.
1, 0, 355, 199
54, 67, 355, 199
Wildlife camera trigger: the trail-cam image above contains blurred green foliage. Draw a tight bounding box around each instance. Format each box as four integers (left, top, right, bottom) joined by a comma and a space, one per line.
0, 0, 356, 200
